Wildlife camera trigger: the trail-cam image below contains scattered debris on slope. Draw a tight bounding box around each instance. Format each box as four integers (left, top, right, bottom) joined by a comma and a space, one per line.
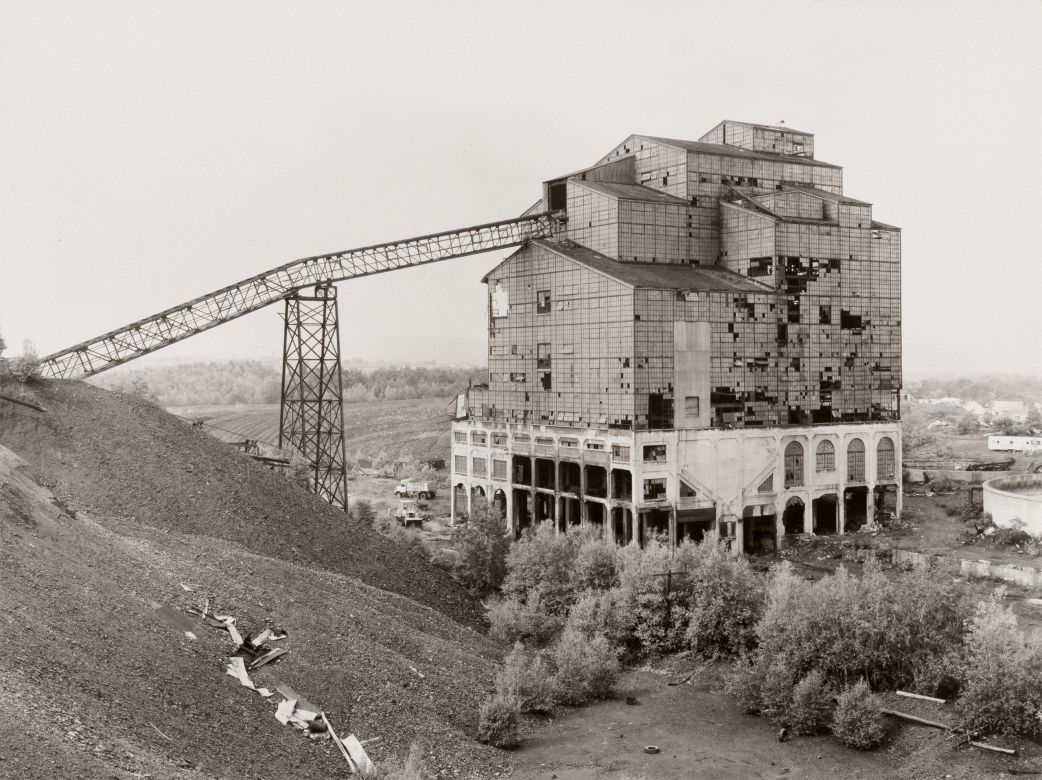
0, 381, 511, 778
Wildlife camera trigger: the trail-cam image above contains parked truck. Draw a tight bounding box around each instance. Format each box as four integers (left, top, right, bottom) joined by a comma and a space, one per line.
394, 479, 436, 499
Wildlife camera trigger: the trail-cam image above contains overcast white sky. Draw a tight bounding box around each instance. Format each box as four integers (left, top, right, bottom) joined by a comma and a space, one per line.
1, 0, 1039, 377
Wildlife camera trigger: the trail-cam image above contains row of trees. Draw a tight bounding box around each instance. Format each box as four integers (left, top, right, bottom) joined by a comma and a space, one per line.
90, 360, 486, 406
907, 374, 1042, 405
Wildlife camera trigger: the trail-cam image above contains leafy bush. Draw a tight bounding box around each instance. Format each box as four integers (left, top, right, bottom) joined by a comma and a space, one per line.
564, 588, 636, 654
496, 643, 557, 713
453, 501, 510, 592
910, 648, 964, 699
351, 499, 376, 525
572, 533, 620, 592
476, 693, 519, 748
502, 522, 580, 613
9, 340, 41, 383
757, 658, 798, 725
551, 631, 619, 705
724, 656, 765, 715
958, 598, 1042, 737
683, 535, 764, 658
992, 518, 1032, 547
487, 592, 563, 647
787, 670, 833, 735
616, 536, 691, 654
754, 559, 969, 691
832, 680, 886, 749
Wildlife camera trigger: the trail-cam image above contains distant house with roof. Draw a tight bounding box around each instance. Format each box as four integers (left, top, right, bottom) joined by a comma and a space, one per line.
991, 400, 1028, 422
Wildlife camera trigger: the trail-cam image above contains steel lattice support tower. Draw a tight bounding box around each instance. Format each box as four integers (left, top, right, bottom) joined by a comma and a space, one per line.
279, 284, 348, 511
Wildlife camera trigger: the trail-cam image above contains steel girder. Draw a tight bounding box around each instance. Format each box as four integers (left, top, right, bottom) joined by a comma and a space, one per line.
40, 212, 557, 378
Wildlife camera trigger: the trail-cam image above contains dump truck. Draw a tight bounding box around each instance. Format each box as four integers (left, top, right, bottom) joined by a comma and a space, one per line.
393, 479, 435, 499
392, 500, 429, 528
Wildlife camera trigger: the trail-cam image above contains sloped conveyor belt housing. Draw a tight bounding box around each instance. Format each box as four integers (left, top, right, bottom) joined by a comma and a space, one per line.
41, 212, 557, 378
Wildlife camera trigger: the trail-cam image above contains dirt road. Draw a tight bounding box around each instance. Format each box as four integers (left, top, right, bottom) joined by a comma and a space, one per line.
514, 668, 897, 779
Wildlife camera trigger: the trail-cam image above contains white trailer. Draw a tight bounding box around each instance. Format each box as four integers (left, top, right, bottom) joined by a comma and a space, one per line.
988, 436, 1042, 453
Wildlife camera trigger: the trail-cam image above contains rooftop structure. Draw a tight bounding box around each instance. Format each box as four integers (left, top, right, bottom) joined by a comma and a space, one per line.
451, 121, 902, 553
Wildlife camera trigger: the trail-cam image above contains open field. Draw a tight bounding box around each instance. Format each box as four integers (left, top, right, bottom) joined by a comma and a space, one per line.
170, 397, 454, 465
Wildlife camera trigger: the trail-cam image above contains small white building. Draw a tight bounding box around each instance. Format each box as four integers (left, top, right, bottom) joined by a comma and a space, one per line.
990, 401, 1029, 422
988, 435, 1042, 453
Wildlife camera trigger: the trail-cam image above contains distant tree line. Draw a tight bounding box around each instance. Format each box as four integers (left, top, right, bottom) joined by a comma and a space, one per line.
90, 360, 486, 406
907, 375, 1042, 405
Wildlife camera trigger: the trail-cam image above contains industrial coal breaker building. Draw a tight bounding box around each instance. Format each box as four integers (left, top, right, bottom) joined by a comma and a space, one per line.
449, 120, 902, 553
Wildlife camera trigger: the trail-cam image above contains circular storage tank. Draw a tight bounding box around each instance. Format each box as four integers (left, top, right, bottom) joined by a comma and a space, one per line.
983, 474, 1042, 536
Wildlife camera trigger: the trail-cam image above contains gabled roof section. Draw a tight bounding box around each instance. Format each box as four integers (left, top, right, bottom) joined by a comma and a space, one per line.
781, 183, 870, 206
871, 219, 902, 231
572, 180, 689, 205
534, 240, 773, 293
638, 135, 841, 169
708, 119, 815, 137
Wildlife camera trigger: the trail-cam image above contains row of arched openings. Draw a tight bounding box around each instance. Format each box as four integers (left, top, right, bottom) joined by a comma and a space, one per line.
784, 437, 895, 488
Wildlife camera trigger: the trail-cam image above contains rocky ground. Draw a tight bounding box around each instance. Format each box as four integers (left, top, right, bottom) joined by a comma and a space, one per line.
0, 380, 505, 778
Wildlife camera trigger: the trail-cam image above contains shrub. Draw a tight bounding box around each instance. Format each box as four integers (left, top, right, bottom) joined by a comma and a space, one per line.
9, 340, 41, 383
617, 536, 691, 654
832, 680, 886, 749
454, 500, 510, 592
910, 648, 964, 699
757, 658, 799, 725
724, 656, 765, 715
787, 670, 833, 735
476, 693, 519, 748
496, 643, 557, 713
958, 598, 1042, 737
572, 533, 620, 592
683, 535, 764, 658
502, 522, 580, 613
755, 559, 970, 691
992, 519, 1032, 547
564, 588, 636, 654
351, 499, 376, 525
551, 631, 619, 705
487, 592, 563, 647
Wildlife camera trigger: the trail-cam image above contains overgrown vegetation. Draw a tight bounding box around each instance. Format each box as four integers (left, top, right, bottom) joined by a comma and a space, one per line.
476, 522, 1042, 751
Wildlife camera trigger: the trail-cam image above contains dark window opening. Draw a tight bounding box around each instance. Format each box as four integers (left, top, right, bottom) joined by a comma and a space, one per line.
643, 478, 667, 501
647, 394, 673, 429
548, 181, 567, 211
819, 305, 832, 324
539, 371, 552, 391
537, 290, 551, 314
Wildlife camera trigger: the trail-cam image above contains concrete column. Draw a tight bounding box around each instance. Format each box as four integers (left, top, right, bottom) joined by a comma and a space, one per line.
867, 482, 876, 525
449, 481, 456, 525
803, 493, 813, 535
669, 507, 677, 547
466, 482, 473, 519
504, 488, 513, 536
837, 490, 846, 535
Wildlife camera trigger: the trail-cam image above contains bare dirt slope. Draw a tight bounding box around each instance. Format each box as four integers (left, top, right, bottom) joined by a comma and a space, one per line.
0, 381, 505, 778
0, 381, 480, 628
